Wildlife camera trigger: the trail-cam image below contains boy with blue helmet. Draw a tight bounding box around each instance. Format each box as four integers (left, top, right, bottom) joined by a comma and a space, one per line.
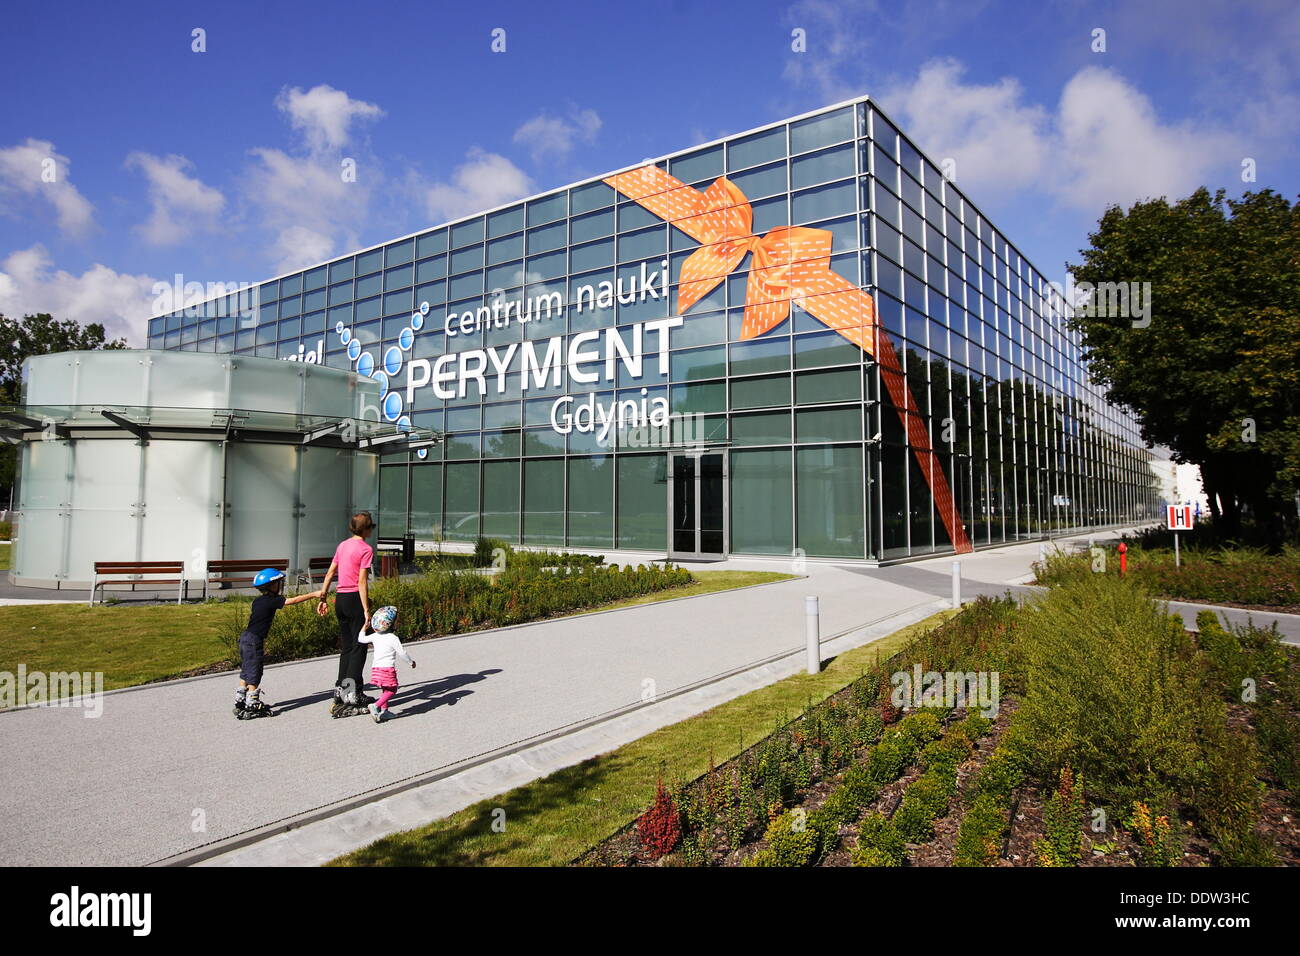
234, 568, 323, 719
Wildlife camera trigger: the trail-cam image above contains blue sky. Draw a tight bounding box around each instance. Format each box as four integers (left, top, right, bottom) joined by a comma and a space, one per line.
1, 0, 1295, 343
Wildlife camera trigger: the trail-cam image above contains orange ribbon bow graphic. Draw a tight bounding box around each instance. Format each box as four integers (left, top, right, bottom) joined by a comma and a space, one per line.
604, 165, 972, 554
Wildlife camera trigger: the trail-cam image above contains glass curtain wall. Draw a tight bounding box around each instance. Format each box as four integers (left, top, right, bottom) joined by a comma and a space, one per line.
157, 99, 1159, 560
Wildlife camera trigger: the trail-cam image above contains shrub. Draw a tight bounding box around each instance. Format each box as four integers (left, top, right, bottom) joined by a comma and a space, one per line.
473, 536, 512, 567
892, 773, 954, 844
1034, 767, 1085, 867
759, 806, 837, 868
952, 748, 1024, 867
1013, 574, 1222, 809
852, 813, 906, 866
1195, 611, 1251, 702
1190, 723, 1274, 866
637, 780, 681, 861
953, 794, 1010, 867
1127, 801, 1182, 867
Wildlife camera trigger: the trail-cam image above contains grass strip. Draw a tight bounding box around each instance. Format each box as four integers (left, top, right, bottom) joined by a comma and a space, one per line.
329, 609, 957, 867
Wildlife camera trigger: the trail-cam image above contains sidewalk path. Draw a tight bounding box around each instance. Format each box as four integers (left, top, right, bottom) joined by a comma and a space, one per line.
2, 528, 1290, 866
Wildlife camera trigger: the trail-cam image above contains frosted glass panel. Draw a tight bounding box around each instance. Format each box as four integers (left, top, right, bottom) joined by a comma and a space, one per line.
303, 363, 354, 418
15, 440, 72, 580
140, 441, 222, 574
230, 357, 303, 414
148, 352, 230, 411
66, 441, 140, 581
301, 446, 353, 568
225, 444, 298, 562
23, 353, 76, 405
71, 353, 148, 407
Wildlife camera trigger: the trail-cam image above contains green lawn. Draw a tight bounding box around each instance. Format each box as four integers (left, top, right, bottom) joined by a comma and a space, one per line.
0, 570, 794, 694
0, 602, 239, 690
0, 541, 10, 571
330, 609, 957, 867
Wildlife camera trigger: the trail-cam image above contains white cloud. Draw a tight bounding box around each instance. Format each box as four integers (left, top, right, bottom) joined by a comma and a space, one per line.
242, 85, 387, 273
126, 152, 225, 245
424, 148, 534, 222
513, 108, 602, 162
275, 85, 384, 154
0, 138, 95, 238
1054, 67, 1237, 210
879, 59, 1051, 197
879, 60, 1239, 212
245, 146, 369, 273
0, 245, 156, 344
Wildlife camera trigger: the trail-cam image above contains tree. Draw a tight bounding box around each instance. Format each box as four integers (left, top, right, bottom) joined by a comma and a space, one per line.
1068, 188, 1300, 542
0, 312, 128, 501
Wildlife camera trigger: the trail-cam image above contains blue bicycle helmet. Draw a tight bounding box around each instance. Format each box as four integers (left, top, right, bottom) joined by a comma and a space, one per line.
253, 568, 286, 589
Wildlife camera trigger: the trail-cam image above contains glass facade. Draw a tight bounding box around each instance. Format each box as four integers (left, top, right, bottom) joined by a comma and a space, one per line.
156, 97, 1160, 562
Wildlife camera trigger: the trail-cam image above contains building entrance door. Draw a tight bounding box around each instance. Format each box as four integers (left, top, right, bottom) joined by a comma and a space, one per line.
667, 450, 727, 560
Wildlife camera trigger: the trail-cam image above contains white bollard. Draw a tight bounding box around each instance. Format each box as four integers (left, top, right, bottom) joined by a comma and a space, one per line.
951, 561, 961, 609
805, 596, 820, 675
1038, 542, 1047, 562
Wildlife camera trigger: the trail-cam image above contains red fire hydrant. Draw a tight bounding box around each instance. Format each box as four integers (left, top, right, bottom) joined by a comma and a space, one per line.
1118, 542, 1127, 576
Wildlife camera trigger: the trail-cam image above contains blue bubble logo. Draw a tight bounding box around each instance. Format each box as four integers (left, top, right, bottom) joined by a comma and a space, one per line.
384, 346, 403, 376
333, 316, 432, 457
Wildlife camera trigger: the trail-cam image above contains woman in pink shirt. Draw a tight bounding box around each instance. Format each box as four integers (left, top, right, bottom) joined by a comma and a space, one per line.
318, 511, 375, 710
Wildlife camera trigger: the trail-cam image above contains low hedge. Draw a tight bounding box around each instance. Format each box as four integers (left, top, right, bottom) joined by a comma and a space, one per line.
219, 560, 692, 663
1034, 545, 1300, 608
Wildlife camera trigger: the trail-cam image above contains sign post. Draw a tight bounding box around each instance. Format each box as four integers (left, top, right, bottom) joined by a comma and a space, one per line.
1166, 504, 1194, 568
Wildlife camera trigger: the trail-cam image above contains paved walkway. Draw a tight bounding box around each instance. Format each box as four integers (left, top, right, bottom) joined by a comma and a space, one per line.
1, 527, 1293, 866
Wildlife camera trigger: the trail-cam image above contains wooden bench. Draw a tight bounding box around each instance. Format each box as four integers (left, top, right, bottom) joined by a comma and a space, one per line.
296, 556, 334, 586
377, 534, 414, 564
89, 561, 187, 606
203, 559, 289, 601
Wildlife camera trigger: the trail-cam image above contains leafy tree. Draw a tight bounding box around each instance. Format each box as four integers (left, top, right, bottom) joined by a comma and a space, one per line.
0, 312, 128, 501
1068, 188, 1300, 542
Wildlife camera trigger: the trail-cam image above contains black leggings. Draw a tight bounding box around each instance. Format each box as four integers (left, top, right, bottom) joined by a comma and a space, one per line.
335, 591, 368, 691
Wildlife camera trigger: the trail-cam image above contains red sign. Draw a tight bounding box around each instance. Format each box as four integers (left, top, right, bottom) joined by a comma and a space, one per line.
1167, 505, 1194, 530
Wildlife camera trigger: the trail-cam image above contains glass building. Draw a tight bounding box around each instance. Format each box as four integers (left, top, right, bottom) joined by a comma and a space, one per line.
156, 97, 1160, 563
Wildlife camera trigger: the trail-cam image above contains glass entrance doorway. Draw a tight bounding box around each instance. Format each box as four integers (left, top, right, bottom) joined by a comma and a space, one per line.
668, 450, 727, 560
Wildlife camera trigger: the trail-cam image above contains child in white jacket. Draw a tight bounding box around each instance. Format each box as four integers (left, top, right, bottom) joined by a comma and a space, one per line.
358, 606, 415, 722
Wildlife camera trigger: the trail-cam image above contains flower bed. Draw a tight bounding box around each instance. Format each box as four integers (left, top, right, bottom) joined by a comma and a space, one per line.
587, 577, 1300, 867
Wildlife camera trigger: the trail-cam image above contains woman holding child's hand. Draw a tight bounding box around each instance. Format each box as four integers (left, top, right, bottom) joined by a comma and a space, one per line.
317, 512, 376, 713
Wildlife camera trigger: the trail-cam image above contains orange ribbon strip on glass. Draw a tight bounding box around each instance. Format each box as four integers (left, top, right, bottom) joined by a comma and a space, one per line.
604, 165, 973, 554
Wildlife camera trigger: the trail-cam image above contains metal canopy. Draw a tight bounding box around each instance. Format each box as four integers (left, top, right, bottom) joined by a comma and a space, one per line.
0, 404, 440, 452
